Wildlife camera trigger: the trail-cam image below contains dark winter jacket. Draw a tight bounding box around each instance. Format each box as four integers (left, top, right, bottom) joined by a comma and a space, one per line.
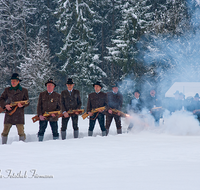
145, 95, 162, 110
37, 91, 61, 121
107, 91, 123, 110
0, 86, 29, 124
61, 89, 81, 112
87, 91, 107, 112
187, 100, 200, 115
128, 98, 144, 113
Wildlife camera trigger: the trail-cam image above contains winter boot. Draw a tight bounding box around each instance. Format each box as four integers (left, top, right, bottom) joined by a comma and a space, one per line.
38, 136, 44, 142
2, 136, 8, 144
19, 135, 25, 141
106, 129, 109, 136
53, 136, 59, 140
61, 131, 66, 140
88, 130, 93, 136
117, 129, 122, 134
102, 131, 107, 136
74, 130, 79, 138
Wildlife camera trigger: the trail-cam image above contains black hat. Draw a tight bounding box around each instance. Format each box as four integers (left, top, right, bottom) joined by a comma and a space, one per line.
11, 73, 22, 81
134, 89, 140, 94
150, 88, 156, 92
45, 78, 56, 87
93, 81, 103, 88
111, 83, 119, 88
195, 93, 199, 98
66, 78, 74, 84
174, 90, 179, 95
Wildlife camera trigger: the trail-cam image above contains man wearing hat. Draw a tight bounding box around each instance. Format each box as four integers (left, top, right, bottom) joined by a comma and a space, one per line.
0, 73, 29, 144
106, 83, 123, 135
145, 89, 162, 126
60, 78, 81, 139
127, 89, 144, 131
37, 78, 60, 141
87, 81, 107, 136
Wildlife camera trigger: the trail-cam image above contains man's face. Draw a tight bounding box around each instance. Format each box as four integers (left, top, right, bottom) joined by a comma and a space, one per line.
134, 92, 140, 99
94, 85, 101, 93
47, 83, 55, 93
150, 90, 156, 97
67, 84, 74, 91
11, 79, 19, 87
194, 97, 199, 101
112, 87, 118, 93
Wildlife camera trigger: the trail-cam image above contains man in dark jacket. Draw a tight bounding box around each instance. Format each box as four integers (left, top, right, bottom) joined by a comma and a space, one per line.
87, 81, 107, 136
106, 83, 123, 135
60, 78, 82, 139
145, 89, 162, 126
0, 73, 29, 144
37, 79, 60, 141
127, 89, 144, 131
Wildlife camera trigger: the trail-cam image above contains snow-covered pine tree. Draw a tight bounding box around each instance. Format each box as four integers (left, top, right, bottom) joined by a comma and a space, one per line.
150, 0, 189, 35
55, 0, 106, 101
28, 0, 64, 65
0, 0, 35, 73
106, 0, 153, 80
18, 37, 55, 113
92, 0, 124, 84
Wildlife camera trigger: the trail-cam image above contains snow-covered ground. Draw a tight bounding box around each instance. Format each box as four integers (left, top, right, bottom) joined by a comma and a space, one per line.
0, 111, 200, 190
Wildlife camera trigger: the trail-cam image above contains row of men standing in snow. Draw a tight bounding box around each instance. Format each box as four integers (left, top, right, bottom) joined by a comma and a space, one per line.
37, 79, 123, 141
0, 74, 123, 144
1, 73, 200, 144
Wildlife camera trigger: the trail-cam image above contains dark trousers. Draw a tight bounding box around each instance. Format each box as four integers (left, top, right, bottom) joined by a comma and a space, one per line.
61, 115, 78, 131
106, 114, 122, 130
89, 113, 106, 132
38, 120, 59, 138
152, 112, 161, 126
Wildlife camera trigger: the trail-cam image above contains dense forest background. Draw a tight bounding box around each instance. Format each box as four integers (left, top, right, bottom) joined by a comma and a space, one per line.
1, 0, 200, 113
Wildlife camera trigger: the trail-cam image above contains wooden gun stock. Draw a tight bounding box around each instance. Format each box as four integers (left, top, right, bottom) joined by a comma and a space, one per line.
32, 110, 61, 123
67, 109, 84, 116
10, 100, 29, 107
6, 100, 30, 116
82, 106, 106, 120
32, 115, 40, 123
43, 110, 61, 117
151, 106, 162, 110
32, 109, 84, 123
82, 112, 89, 120
110, 108, 127, 117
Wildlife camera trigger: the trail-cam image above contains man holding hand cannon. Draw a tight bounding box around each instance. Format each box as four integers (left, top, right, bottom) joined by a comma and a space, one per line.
37, 79, 60, 141
0, 73, 29, 144
87, 81, 107, 136
106, 83, 123, 135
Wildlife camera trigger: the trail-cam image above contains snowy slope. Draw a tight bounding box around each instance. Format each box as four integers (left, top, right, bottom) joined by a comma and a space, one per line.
0, 112, 200, 190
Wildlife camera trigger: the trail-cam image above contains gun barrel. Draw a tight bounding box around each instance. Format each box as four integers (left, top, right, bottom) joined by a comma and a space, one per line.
43, 110, 61, 117
10, 100, 29, 106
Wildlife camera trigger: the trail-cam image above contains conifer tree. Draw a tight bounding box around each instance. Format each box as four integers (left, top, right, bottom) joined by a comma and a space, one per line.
55, 0, 106, 99
18, 38, 55, 113
106, 0, 153, 80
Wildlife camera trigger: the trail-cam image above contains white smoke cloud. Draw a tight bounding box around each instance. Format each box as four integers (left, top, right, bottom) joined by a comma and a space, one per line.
125, 109, 200, 136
